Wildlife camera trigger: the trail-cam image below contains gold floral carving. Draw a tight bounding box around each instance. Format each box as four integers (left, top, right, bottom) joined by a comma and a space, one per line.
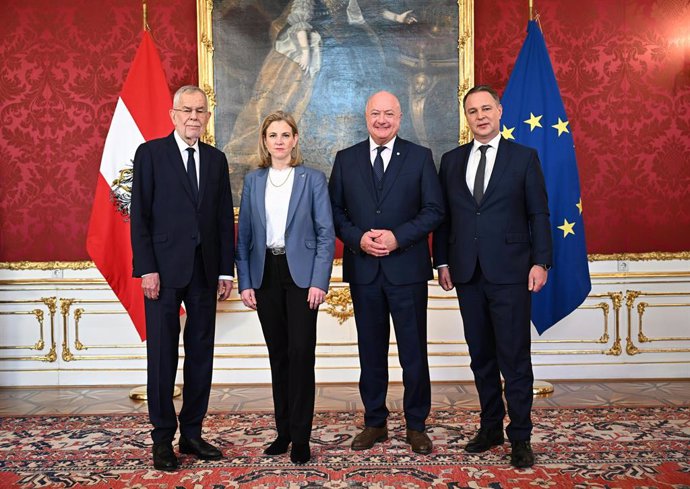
323, 286, 353, 324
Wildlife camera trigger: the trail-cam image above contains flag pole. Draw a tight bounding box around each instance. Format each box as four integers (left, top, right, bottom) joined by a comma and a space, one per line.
127, 0, 181, 402
526, 0, 553, 398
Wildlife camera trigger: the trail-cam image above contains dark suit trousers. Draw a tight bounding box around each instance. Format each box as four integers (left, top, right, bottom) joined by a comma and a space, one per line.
456, 262, 534, 442
255, 252, 317, 445
350, 270, 431, 432
145, 246, 217, 444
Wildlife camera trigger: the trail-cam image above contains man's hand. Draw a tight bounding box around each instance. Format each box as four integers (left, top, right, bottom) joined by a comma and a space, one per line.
218, 279, 234, 301
240, 288, 257, 310
142, 273, 160, 300
437, 267, 454, 291
371, 229, 399, 252
528, 266, 548, 292
360, 230, 390, 257
307, 287, 326, 310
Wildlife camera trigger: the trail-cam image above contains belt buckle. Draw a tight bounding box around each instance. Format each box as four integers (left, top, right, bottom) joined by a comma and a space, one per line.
270, 247, 286, 255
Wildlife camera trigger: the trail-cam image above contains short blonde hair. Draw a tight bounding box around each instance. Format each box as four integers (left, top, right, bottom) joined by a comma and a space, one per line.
258, 111, 303, 168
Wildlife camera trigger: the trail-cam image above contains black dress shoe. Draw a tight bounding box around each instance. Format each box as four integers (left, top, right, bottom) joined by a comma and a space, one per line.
465, 427, 505, 453
290, 443, 311, 464
152, 443, 178, 471
510, 440, 535, 468
179, 436, 223, 460
351, 426, 388, 450
264, 436, 291, 455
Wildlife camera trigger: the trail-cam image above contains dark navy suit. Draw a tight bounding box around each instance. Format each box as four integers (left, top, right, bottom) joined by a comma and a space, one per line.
130, 132, 235, 444
329, 137, 444, 432
433, 138, 551, 441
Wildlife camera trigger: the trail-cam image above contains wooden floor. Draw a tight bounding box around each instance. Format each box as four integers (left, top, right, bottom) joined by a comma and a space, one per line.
1, 380, 689, 416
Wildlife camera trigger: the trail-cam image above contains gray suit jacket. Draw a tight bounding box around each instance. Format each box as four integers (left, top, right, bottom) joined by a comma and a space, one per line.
236, 165, 335, 292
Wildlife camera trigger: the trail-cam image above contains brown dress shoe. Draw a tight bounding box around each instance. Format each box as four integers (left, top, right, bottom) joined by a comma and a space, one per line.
351, 426, 388, 450
406, 429, 433, 454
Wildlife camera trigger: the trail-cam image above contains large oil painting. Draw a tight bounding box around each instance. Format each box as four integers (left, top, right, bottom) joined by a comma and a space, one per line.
198, 0, 474, 202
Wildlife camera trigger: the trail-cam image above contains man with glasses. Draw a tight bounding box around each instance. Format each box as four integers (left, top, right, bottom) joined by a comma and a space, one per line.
130, 85, 235, 471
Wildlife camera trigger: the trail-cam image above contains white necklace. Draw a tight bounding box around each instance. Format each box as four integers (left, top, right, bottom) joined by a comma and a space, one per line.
268, 167, 294, 187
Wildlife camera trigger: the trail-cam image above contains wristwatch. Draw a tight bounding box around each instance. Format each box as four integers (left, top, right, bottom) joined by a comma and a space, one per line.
536, 264, 551, 271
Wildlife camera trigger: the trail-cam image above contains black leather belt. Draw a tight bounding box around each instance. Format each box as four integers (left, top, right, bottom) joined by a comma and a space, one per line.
268, 247, 286, 255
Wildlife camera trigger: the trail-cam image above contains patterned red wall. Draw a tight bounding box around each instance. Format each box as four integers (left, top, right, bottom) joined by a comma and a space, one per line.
475, 0, 690, 254
0, 0, 197, 262
1, 0, 688, 261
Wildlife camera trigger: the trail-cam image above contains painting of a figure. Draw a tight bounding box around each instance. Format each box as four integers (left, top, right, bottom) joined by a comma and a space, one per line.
211, 0, 461, 202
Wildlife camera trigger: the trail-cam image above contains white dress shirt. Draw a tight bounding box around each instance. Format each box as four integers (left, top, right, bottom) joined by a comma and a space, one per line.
173, 131, 200, 185
265, 166, 295, 249
465, 132, 502, 197
369, 136, 396, 171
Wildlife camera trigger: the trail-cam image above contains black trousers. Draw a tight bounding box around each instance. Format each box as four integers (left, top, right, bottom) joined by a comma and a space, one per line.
456, 261, 534, 442
145, 246, 217, 444
349, 270, 431, 432
255, 252, 318, 445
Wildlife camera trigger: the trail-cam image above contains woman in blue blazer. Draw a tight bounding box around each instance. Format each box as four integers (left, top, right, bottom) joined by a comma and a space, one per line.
236, 111, 335, 464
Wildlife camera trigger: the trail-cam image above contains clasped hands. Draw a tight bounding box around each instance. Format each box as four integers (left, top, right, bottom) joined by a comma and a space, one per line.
360, 229, 398, 257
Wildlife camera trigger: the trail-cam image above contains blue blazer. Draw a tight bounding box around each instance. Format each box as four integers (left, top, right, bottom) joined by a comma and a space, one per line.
433, 139, 552, 284
329, 137, 444, 285
236, 165, 335, 292
130, 132, 235, 288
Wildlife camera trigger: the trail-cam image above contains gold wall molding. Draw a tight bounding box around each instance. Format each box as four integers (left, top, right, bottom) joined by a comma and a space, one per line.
3, 250, 689, 271
625, 290, 690, 355
0, 297, 57, 362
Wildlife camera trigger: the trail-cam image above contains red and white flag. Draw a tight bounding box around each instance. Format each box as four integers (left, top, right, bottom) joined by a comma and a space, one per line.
86, 31, 172, 341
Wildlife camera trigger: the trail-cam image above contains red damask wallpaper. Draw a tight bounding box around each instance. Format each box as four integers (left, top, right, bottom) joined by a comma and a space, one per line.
475, 0, 690, 254
0, 0, 197, 262
0, 0, 688, 261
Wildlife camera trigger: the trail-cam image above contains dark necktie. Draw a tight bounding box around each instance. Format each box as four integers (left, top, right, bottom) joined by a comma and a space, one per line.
473, 145, 490, 204
373, 146, 385, 183
186, 147, 198, 200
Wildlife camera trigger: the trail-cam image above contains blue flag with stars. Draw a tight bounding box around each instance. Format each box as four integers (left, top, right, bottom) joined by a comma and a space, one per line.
501, 20, 591, 334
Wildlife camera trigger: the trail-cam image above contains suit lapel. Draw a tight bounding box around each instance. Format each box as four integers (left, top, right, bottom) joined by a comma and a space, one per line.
459, 143, 474, 202
255, 168, 268, 230
355, 140, 377, 203
166, 133, 196, 203
197, 143, 210, 208
379, 137, 406, 203
286, 166, 306, 229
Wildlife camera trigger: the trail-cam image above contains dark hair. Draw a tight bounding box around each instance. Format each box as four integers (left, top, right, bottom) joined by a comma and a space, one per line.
462, 85, 501, 108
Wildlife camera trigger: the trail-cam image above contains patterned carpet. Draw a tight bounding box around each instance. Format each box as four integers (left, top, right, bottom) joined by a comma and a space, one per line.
1, 407, 689, 488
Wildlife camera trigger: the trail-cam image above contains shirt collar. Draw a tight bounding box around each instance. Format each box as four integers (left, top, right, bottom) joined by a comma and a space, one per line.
173, 130, 200, 154
369, 135, 396, 153
472, 132, 502, 153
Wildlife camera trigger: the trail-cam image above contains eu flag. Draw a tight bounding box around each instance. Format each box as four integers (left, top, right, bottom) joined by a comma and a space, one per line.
501, 20, 591, 334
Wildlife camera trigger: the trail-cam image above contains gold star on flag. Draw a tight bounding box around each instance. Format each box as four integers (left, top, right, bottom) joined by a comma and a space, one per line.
552, 117, 570, 136
501, 125, 515, 140
576, 198, 583, 215
523, 112, 543, 131
557, 218, 575, 237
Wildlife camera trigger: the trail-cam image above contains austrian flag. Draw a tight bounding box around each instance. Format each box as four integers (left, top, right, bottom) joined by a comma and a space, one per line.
86, 31, 172, 341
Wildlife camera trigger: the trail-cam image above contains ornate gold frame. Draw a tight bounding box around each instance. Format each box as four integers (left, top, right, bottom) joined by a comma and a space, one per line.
196, 0, 475, 147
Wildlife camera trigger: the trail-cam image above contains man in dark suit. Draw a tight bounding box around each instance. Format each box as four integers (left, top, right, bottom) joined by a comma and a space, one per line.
329, 90, 444, 454
433, 85, 552, 468
130, 85, 235, 471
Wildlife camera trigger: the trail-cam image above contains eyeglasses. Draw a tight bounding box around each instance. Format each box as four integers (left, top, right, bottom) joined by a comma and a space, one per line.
173, 107, 209, 116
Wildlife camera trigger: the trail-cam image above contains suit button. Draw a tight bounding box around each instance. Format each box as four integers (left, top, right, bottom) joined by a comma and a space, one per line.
474, 237, 477, 240
191, 235, 197, 240
376, 210, 381, 214
476, 212, 481, 215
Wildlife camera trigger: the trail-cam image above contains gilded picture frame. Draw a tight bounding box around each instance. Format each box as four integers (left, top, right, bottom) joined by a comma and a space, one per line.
197, 0, 474, 202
